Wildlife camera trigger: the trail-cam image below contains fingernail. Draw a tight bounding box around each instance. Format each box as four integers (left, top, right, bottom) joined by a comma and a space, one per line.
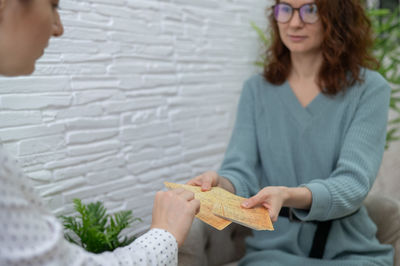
241, 202, 248, 208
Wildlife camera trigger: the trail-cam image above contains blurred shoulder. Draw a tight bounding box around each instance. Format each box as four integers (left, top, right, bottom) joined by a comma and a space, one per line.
243, 74, 281, 96
360, 68, 391, 93
244, 74, 273, 87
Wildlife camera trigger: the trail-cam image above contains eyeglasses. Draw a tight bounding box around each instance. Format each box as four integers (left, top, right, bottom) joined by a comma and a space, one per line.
273, 3, 319, 24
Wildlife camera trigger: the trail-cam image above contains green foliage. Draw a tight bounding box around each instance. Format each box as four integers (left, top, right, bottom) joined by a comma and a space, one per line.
368, 7, 400, 148
60, 199, 142, 254
250, 21, 271, 68
251, 6, 400, 149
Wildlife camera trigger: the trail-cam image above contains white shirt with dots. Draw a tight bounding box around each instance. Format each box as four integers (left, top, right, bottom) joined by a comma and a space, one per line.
0, 145, 178, 266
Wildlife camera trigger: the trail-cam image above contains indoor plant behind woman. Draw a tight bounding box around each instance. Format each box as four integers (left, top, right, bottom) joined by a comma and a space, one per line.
0, 0, 199, 265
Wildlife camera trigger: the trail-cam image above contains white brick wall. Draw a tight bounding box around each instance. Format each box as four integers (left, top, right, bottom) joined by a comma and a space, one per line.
0, 0, 270, 236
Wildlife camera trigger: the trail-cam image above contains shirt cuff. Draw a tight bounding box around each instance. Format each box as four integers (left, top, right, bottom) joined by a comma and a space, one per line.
292, 182, 332, 221
130, 228, 178, 265
217, 171, 249, 198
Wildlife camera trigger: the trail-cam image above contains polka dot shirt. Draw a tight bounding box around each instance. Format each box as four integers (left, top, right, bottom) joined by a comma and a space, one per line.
0, 145, 178, 266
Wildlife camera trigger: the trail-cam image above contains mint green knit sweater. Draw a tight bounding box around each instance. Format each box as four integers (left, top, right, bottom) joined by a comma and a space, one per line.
218, 69, 394, 265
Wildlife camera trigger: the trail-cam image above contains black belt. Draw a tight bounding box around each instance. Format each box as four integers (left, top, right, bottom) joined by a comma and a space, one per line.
279, 207, 332, 259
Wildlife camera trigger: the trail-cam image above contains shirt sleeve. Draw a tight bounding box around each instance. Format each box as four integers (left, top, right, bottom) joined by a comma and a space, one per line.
218, 80, 262, 198
293, 79, 391, 222
0, 148, 178, 266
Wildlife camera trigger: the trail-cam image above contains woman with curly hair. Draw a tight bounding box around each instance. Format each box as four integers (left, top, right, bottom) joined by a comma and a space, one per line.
188, 0, 394, 264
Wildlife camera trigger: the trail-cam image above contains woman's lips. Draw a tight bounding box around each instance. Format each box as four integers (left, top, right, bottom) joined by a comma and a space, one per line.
288, 35, 307, 42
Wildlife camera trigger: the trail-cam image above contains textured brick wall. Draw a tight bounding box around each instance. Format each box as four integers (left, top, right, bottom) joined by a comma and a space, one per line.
1, 0, 398, 240
0, 0, 269, 235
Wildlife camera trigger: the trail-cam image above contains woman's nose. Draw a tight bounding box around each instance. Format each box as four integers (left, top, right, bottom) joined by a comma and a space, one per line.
53, 12, 64, 37
289, 10, 304, 27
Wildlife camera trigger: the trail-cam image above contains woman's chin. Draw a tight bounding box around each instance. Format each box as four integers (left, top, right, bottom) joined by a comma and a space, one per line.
14, 65, 35, 77
0, 63, 35, 77
24, 67, 35, 76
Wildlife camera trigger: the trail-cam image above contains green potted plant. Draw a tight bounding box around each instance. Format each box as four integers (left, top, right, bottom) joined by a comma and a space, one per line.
60, 198, 142, 254
251, 6, 400, 149
368, 7, 400, 148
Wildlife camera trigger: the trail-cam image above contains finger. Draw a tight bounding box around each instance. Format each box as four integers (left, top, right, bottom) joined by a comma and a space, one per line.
270, 211, 278, 223
189, 198, 201, 215
154, 190, 164, 201
179, 190, 195, 201
201, 176, 213, 191
187, 177, 201, 186
262, 204, 279, 223
268, 208, 276, 222
262, 202, 272, 210
241, 193, 265, 208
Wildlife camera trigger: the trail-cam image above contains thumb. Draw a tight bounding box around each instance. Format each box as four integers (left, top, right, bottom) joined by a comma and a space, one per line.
190, 199, 201, 215
241, 194, 263, 209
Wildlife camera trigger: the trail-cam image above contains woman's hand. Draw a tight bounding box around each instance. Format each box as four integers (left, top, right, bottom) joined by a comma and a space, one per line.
151, 188, 200, 247
187, 171, 220, 191
241, 186, 312, 223
241, 186, 289, 223
187, 171, 235, 193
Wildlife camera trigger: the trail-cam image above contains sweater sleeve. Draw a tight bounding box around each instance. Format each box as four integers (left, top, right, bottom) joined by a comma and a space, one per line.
218, 80, 262, 198
293, 80, 391, 221
0, 148, 178, 266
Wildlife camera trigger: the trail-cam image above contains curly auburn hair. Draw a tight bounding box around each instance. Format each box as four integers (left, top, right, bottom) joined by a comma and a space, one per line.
264, 0, 378, 95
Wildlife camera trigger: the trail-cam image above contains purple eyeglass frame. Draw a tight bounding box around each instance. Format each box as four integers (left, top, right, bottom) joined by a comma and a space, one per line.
273, 2, 319, 24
